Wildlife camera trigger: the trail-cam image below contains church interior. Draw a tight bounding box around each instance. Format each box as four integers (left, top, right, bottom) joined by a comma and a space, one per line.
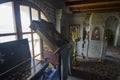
0, 0, 120, 80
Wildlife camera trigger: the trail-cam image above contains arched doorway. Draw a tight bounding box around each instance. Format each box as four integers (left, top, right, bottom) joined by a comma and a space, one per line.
105, 16, 119, 46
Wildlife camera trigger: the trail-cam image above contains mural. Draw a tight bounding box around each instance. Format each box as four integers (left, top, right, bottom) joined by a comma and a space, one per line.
91, 27, 100, 40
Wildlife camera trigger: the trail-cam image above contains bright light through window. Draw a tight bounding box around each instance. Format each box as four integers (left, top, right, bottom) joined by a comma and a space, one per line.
32, 8, 39, 20
0, 2, 16, 34
20, 6, 31, 32
0, 1, 48, 60
33, 33, 41, 55
23, 34, 33, 56
20, 5, 48, 59
0, 35, 16, 43
41, 12, 48, 21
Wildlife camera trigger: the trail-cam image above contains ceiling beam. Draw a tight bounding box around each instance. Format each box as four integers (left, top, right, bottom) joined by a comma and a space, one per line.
65, 0, 81, 1
66, 0, 120, 8
71, 7, 120, 13
69, 3, 120, 9
65, 0, 120, 13
66, 0, 120, 6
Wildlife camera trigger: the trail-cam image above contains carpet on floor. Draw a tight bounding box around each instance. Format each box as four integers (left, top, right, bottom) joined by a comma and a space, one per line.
72, 59, 120, 80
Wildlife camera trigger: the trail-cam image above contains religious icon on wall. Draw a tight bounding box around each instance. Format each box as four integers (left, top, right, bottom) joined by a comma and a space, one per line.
71, 27, 77, 40
91, 27, 100, 40
69, 24, 80, 41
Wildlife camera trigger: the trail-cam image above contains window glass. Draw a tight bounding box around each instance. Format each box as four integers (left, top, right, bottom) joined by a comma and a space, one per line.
23, 34, 33, 56
32, 8, 41, 56
20, 5, 48, 59
41, 12, 48, 21
33, 33, 41, 55
20, 6, 31, 32
31, 8, 39, 20
35, 55, 41, 60
0, 2, 16, 34
0, 35, 16, 43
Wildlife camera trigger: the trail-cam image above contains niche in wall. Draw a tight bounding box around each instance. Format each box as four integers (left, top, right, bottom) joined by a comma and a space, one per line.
105, 16, 119, 46
104, 29, 114, 45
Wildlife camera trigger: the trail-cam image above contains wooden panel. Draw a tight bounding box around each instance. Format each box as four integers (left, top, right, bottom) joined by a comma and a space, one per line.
65, 0, 120, 13
69, 3, 120, 9
66, 1, 120, 7
66, 0, 120, 6
65, 0, 81, 1
72, 8, 120, 13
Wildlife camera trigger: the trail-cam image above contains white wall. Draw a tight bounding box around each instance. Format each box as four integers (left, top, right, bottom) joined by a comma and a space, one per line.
62, 13, 86, 56
64, 13, 86, 40
62, 12, 120, 58
87, 12, 120, 59
89, 12, 120, 46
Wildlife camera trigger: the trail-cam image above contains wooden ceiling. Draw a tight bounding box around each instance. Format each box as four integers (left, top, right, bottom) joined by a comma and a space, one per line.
65, 0, 120, 13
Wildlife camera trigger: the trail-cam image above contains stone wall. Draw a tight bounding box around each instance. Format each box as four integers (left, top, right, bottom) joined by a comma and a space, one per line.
27, 0, 64, 24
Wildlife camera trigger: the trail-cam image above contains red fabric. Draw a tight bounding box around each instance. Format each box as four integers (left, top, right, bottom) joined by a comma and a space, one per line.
43, 50, 59, 68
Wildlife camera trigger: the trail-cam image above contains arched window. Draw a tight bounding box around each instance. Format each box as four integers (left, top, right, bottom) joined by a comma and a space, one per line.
19, 3, 48, 60
0, 1, 48, 60
41, 12, 48, 21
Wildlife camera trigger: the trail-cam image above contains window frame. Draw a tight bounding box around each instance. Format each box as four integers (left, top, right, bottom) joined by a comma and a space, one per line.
19, 2, 42, 59
0, 1, 18, 42
0, 0, 48, 60
0, 0, 12, 4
